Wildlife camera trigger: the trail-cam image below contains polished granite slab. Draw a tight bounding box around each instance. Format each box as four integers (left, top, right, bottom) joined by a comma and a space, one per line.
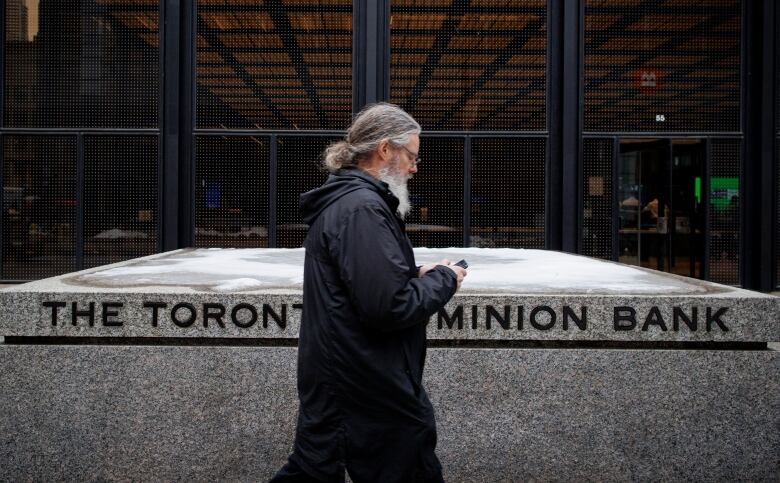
0, 248, 777, 342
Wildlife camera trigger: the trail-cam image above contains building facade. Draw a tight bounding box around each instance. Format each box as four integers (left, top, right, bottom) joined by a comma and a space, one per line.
0, 0, 778, 291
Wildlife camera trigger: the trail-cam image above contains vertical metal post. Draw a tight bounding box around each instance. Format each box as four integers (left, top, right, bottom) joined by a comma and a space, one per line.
0, 134, 4, 277
76, 134, 85, 270
354, 0, 389, 110
703, 138, 711, 281
179, 0, 195, 247
561, 0, 582, 253
162, 0, 181, 252
666, 138, 673, 273
757, 0, 776, 291
0, 0, 5, 130
547, 0, 563, 251
611, 136, 619, 262
269, 134, 278, 248
463, 136, 471, 247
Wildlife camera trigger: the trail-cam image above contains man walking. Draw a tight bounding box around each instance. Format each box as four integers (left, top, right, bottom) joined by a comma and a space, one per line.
271, 103, 466, 483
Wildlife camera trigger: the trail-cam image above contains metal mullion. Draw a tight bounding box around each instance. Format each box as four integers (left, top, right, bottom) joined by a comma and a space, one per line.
560, 0, 581, 253
463, 136, 471, 247
583, 131, 742, 138
269, 134, 278, 248
162, 0, 180, 252
182, 0, 195, 247
612, 137, 619, 262
758, 0, 776, 291
352, 0, 365, 111
76, 134, 85, 271
0, 128, 158, 135
667, 138, 673, 273
547, 0, 563, 251
194, 129, 346, 137
0, 0, 5, 130
0, 133, 3, 278
703, 138, 711, 281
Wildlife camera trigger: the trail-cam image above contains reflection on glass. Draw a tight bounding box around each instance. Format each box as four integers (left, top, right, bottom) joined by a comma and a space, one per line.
277, 137, 332, 248
470, 138, 545, 248
84, 136, 158, 268
4, 0, 159, 128
618, 140, 670, 270
196, 0, 352, 130
582, 139, 614, 260
708, 139, 740, 285
195, 136, 269, 249
584, 0, 741, 132
618, 138, 705, 278
2, 136, 76, 280
390, 0, 547, 131
406, 138, 464, 248
670, 140, 704, 278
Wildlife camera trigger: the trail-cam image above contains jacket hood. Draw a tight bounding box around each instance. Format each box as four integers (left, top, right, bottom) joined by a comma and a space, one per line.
299, 167, 399, 225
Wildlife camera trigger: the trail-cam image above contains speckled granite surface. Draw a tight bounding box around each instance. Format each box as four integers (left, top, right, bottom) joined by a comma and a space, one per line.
1, 345, 778, 482
0, 249, 778, 342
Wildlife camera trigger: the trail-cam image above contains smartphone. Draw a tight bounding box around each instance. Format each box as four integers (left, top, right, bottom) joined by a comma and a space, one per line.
454, 259, 468, 269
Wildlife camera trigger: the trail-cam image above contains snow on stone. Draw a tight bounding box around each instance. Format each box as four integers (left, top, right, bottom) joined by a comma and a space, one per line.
93, 228, 150, 239
73, 247, 709, 295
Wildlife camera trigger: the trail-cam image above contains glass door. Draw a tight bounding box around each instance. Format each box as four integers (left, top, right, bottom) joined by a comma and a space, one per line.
617, 139, 704, 276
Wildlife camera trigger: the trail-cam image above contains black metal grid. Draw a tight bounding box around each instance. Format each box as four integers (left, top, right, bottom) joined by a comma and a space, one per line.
776, 5, 780, 288
406, 137, 464, 248
83, 135, 158, 268
194, 135, 270, 248
4, 0, 159, 128
470, 137, 546, 248
708, 138, 740, 285
581, 137, 613, 259
583, 0, 741, 133
195, 0, 353, 130
389, 0, 547, 131
1, 135, 77, 279
276, 136, 332, 248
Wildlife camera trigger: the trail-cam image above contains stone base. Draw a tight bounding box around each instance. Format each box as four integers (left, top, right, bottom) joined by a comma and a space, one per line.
1, 345, 777, 481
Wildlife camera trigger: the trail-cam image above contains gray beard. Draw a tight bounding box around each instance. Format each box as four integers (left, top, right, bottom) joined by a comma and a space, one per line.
378, 164, 411, 219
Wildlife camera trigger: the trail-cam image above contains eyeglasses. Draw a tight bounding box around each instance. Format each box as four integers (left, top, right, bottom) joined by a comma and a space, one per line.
399, 145, 421, 166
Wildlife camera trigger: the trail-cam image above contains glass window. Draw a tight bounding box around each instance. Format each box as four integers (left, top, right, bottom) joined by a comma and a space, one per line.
406, 137, 464, 248
470, 137, 545, 248
708, 138, 740, 285
196, 0, 352, 130
276, 137, 333, 248
195, 136, 270, 248
84, 136, 158, 268
390, 0, 547, 131
584, 0, 741, 132
2, 136, 76, 280
582, 138, 614, 260
4, 0, 160, 128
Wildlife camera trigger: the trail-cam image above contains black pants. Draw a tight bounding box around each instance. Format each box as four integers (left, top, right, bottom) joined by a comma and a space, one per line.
269, 457, 445, 483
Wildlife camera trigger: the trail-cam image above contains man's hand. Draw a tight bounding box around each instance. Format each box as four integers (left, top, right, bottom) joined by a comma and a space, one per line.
418, 259, 467, 291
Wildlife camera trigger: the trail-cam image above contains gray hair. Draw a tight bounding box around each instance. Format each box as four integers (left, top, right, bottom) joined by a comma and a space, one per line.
324, 103, 421, 172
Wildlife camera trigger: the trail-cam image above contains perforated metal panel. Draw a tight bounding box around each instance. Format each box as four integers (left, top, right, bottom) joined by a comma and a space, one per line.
390, 0, 547, 131
196, 0, 352, 130
470, 137, 545, 248
406, 137, 464, 248
84, 136, 158, 268
4, 0, 160, 128
708, 138, 740, 285
582, 138, 613, 260
276, 137, 332, 248
2, 136, 76, 280
195, 136, 269, 248
584, 0, 741, 132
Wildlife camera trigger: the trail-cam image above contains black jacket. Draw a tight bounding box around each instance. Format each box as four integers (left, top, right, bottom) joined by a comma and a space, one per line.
289, 167, 457, 483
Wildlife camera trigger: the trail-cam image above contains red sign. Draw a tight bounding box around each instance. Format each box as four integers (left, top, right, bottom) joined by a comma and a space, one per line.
635, 69, 661, 93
